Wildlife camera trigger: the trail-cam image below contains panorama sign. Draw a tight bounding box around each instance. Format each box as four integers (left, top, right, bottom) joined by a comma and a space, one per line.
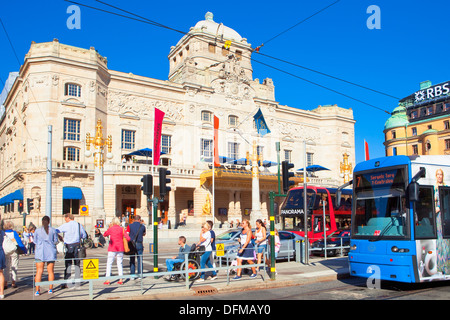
414, 82, 450, 103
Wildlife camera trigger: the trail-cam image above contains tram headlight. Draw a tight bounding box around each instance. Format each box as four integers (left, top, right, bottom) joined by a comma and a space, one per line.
350, 244, 357, 251
391, 246, 399, 252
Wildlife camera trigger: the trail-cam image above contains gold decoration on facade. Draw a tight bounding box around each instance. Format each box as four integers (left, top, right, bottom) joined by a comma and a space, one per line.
202, 194, 211, 215
86, 119, 113, 168
340, 153, 353, 183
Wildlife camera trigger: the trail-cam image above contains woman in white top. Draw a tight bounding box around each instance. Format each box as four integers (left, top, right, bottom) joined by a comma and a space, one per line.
255, 219, 267, 270
197, 222, 217, 281
233, 220, 257, 280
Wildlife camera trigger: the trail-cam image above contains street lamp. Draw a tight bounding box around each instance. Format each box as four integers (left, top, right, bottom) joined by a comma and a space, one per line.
85, 119, 113, 221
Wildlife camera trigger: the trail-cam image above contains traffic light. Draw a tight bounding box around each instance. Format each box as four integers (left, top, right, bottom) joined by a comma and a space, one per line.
141, 174, 153, 196
281, 160, 295, 194
159, 167, 171, 198
18, 200, 23, 213
27, 198, 34, 212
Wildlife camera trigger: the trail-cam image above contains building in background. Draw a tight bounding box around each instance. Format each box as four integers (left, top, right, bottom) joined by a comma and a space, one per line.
0, 12, 355, 234
384, 80, 450, 157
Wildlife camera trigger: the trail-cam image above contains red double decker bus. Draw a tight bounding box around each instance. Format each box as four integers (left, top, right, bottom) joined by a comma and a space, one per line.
279, 186, 352, 243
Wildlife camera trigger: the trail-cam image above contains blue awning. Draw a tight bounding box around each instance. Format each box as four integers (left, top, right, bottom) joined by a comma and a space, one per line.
63, 187, 83, 200
0, 188, 23, 205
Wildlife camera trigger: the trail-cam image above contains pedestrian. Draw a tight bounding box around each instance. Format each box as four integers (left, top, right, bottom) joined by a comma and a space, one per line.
206, 220, 217, 270
232, 220, 257, 280
126, 215, 146, 278
3, 221, 27, 289
103, 217, 130, 285
0, 228, 5, 299
56, 213, 87, 288
28, 226, 35, 255
164, 236, 189, 280
22, 227, 30, 255
34, 216, 58, 295
255, 219, 267, 271
197, 222, 217, 281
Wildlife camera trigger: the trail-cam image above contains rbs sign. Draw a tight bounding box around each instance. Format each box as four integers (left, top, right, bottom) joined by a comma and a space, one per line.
415, 82, 450, 103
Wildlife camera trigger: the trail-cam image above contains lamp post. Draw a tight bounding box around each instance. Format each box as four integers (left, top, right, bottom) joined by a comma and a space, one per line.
85, 119, 113, 222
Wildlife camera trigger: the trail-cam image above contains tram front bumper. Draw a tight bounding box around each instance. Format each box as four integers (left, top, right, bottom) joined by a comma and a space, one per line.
349, 252, 417, 283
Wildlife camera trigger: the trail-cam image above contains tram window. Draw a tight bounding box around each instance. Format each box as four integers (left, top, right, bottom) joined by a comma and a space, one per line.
439, 187, 450, 239
414, 186, 437, 239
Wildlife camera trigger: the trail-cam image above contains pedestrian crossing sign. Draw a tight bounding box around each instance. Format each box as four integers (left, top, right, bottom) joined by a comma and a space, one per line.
216, 243, 224, 257
83, 259, 99, 280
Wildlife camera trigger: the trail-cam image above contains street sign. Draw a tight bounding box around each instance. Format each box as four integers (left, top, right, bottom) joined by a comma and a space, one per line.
216, 243, 224, 257
83, 259, 99, 280
79, 205, 89, 216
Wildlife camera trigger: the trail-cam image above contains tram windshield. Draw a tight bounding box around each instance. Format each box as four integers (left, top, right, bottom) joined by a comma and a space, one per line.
352, 167, 409, 239
280, 189, 316, 232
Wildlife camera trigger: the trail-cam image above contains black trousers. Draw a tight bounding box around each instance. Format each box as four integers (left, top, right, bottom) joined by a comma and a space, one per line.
64, 243, 80, 280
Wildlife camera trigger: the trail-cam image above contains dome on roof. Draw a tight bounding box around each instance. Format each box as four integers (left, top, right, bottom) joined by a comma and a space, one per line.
384, 105, 409, 131
192, 12, 242, 42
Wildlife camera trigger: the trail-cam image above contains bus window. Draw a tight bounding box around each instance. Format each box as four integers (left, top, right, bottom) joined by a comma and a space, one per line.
414, 186, 436, 239
438, 186, 450, 238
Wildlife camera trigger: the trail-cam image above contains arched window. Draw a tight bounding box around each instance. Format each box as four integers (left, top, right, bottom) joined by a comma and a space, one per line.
63, 146, 80, 162
64, 83, 81, 97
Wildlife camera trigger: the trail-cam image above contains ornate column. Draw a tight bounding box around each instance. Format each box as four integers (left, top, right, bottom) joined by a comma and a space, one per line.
85, 119, 113, 224
168, 186, 176, 228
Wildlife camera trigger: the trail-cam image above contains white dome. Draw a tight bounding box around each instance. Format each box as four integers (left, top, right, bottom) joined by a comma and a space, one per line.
192, 12, 242, 42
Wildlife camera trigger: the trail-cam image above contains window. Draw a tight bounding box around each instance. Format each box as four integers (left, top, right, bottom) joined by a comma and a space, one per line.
284, 150, 292, 162
411, 110, 418, 119
392, 130, 396, 139
201, 110, 212, 123
162, 134, 172, 154
307, 153, 314, 167
208, 43, 215, 53
121, 130, 135, 150
412, 127, 417, 136
444, 103, 450, 112
65, 83, 81, 97
63, 147, 80, 162
414, 186, 436, 239
444, 121, 450, 130
393, 147, 397, 156
63, 199, 80, 215
235, 50, 242, 60
228, 142, 239, 160
257, 146, 264, 157
200, 138, 213, 158
439, 187, 450, 238
427, 106, 434, 115
412, 145, 418, 155
445, 139, 450, 150
228, 115, 238, 127
428, 125, 432, 129
64, 118, 81, 141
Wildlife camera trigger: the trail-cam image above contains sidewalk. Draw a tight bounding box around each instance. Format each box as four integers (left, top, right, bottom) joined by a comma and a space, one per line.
3, 247, 350, 300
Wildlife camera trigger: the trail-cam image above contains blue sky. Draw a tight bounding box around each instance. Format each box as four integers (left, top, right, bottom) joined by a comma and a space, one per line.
1, 0, 449, 164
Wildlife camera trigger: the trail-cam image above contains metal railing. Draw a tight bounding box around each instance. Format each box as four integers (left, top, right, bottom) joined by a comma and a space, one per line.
34, 248, 268, 300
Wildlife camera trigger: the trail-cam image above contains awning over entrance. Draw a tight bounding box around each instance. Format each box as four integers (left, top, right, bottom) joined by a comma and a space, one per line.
0, 188, 23, 205
63, 187, 83, 200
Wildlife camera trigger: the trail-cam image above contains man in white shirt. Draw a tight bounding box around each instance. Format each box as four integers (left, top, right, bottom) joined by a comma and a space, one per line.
56, 213, 87, 288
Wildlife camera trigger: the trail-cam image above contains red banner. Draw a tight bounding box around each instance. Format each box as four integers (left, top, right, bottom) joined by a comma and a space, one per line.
154, 108, 165, 166
214, 115, 219, 167
364, 139, 370, 161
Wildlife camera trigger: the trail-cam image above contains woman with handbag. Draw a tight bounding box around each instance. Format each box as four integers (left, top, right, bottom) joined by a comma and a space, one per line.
3, 221, 26, 289
103, 217, 130, 285
34, 216, 58, 295
197, 222, 217, 282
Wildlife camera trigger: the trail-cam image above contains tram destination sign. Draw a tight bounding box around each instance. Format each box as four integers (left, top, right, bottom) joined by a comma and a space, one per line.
356, 168, 405, 191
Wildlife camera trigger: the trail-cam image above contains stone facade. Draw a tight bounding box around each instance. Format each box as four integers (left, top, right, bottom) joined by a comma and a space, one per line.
0, 13, 355, 233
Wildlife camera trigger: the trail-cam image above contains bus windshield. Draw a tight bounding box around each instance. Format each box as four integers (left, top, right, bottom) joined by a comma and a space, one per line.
352, 167, 409, 239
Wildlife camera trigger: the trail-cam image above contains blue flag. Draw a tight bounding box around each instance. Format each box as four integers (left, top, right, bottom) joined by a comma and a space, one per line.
253, 108, 271, 136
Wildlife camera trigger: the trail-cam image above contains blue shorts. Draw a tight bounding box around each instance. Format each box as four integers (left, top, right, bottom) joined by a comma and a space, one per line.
257, 244, 267, 254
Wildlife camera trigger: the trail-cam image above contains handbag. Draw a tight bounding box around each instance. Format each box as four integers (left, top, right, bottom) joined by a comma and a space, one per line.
78, 223, 87, 258
3, 234, 17, 256
124, 224, 141, 256
123, 229, 130, 253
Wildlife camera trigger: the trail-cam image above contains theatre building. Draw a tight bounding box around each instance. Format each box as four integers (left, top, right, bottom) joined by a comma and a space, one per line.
0, 12, 355, 233
384, 80, 450, 157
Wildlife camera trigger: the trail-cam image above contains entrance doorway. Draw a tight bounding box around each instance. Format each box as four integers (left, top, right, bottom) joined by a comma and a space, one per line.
122, 199, 137, 224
